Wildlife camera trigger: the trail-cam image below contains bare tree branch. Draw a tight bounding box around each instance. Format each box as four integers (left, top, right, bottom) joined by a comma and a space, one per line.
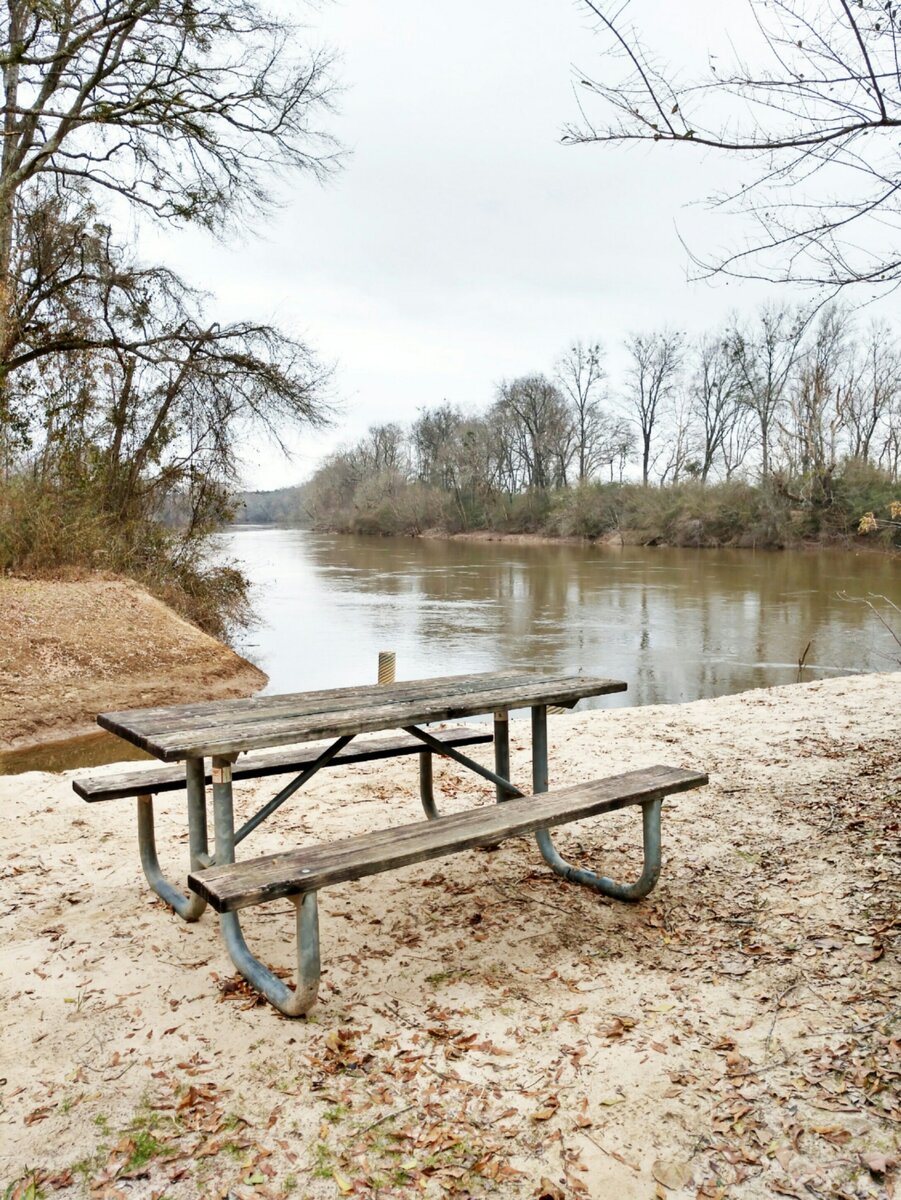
567, 0, 901, 289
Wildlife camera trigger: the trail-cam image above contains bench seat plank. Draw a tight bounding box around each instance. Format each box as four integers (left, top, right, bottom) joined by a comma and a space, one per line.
73, 727, 493, 802
189, 765, 707, 912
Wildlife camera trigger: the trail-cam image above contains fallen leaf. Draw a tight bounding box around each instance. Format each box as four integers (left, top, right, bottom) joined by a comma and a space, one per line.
534, 1178, 565, 1200
861, 1151, 898, 1176
531, 1093, 561, 1121
651, 1159, 693, 1190
332, 1169, 353, 1195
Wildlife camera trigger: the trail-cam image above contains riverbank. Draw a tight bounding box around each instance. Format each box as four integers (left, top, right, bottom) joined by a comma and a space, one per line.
306, 473, 901, 552
2, 672, 898, 1198
422, 526, 900, 555
0, 576, 267, 751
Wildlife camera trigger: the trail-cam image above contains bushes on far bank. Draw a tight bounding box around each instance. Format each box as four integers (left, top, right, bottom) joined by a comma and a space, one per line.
547, 480, 791, 547
306, 461, 901, 552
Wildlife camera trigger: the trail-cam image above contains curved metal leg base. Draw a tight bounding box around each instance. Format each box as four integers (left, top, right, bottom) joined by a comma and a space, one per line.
219, 892, 321, 1017
418, 751, 439, 819
137, 796, 208, 921
535, 799, 663, 902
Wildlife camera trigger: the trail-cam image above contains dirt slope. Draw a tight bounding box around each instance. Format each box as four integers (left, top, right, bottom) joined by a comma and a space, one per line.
0, 576, 267, 749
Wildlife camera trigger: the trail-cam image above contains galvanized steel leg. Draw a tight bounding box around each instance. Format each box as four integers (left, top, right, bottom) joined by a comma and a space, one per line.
212, 756, 321, 1016
494, 710, 510, 803
136, 755, 208, 921
534, 799, 663, 901
531, 705, 663, 902
418, 751, 438, 819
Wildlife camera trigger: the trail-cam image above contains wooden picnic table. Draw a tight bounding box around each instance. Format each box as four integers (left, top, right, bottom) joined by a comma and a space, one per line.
97, 670, 626, 762
93, 672, 643, 1008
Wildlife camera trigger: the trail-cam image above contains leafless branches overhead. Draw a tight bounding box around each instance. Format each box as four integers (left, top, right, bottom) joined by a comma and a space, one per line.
567, 0, 901, 290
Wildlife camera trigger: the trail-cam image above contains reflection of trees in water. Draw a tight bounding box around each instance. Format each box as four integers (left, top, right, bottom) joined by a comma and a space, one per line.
296, 533, 896, 704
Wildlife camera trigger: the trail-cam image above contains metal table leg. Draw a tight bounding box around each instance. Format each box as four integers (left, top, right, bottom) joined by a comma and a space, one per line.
418, 751, 438, 819
211, 755, 321, 1016
531, 704, 663, 901
494, 709, 510, 802
418, 716, 506, 819
136, 756, 208, 921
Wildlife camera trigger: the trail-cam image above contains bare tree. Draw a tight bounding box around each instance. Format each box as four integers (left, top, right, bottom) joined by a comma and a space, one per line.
880, 394, 901, 476
555, 340, 607, 482
690, 333, 744, 482
657, 390, 695, 485
0, 0, 337, 377
412, 402, 463, 489
567, 1, 901, 290
779, 306, 850, 478
594, 414, 635, 482
494, 375, 574, 490
721, 404, 756, 481
365, 423, 407, 475
10, 191, 329, 530
729, 305, 806, 477
840, 320, 901, 462
622, 329, 683, 485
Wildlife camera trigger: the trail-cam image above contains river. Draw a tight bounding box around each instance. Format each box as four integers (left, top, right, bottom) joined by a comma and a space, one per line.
3, 528, 896, 774
228, 527, 896, 704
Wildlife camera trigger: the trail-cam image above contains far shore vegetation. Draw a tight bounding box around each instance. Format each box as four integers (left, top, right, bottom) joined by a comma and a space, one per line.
242, 305, 901, 555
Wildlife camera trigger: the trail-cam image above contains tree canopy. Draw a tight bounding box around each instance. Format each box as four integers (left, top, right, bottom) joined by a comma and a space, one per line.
0, 0, 338, 630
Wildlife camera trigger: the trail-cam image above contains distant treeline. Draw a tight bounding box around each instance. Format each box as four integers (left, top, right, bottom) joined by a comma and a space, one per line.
299, 304, 900, 549
234, 485, 313, 525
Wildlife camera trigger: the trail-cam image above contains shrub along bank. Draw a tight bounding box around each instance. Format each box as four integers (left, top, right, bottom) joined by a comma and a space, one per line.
305, 461, 901, 552
0, 475, 251, 640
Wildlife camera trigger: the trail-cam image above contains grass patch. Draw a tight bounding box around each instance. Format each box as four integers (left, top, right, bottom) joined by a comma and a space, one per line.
124, 1130, 171, 1172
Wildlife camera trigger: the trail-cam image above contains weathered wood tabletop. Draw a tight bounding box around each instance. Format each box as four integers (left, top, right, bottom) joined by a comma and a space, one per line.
98, 671, 627, 762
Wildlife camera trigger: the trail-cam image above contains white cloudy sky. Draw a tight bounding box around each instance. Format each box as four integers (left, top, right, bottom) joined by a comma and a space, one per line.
142, 0, 787, 489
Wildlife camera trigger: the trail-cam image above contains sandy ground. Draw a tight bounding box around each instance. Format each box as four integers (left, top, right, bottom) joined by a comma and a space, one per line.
0, 578, 267, 750
1, 673, 899, 1200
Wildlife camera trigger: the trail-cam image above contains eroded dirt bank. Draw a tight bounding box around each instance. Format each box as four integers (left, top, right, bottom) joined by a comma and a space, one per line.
0, 576, 267, 750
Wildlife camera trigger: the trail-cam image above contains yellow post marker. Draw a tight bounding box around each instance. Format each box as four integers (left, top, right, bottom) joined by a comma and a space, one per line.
378, 651, 396, 685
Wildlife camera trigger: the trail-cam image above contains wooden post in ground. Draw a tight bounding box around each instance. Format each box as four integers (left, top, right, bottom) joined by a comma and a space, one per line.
378, 651, 396, 685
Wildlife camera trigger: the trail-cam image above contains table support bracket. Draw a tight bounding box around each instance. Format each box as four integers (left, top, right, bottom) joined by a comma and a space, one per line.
530, 706, 662, 901
228, 733, 446, 839
233, 735, 356, 848
136, 756, 209, 921
212, 755, 321, 1015
404, 725, 521, 800
219, 896, 321, 1017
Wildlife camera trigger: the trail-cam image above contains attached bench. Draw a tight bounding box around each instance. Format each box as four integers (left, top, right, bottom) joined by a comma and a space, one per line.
72, 727, 492, 921
188, 764, 707, 1016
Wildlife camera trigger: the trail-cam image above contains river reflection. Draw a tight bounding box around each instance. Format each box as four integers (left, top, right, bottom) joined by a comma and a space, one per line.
4, 530, 896, 774
226, 528, 899, 708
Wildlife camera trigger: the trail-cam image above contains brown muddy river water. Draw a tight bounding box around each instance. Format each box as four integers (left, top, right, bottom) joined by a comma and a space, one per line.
4, 527, 897, 774
231, 528, 897, 702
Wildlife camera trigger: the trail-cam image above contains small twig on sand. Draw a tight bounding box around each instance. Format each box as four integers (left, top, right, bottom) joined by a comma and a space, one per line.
359, 1103, 417, 1135
581, 1130, 641, 1173
764, 974, 803, 1061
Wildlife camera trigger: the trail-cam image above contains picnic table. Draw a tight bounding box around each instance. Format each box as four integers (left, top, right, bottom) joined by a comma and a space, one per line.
79, 671, 706, 1016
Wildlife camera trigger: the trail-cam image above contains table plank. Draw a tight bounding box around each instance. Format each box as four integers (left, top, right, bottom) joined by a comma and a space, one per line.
99, 672, 530, 736
98, 671, 627, 762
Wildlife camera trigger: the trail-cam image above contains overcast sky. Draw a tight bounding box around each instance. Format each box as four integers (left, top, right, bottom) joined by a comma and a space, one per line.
142, 0, 787, 490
